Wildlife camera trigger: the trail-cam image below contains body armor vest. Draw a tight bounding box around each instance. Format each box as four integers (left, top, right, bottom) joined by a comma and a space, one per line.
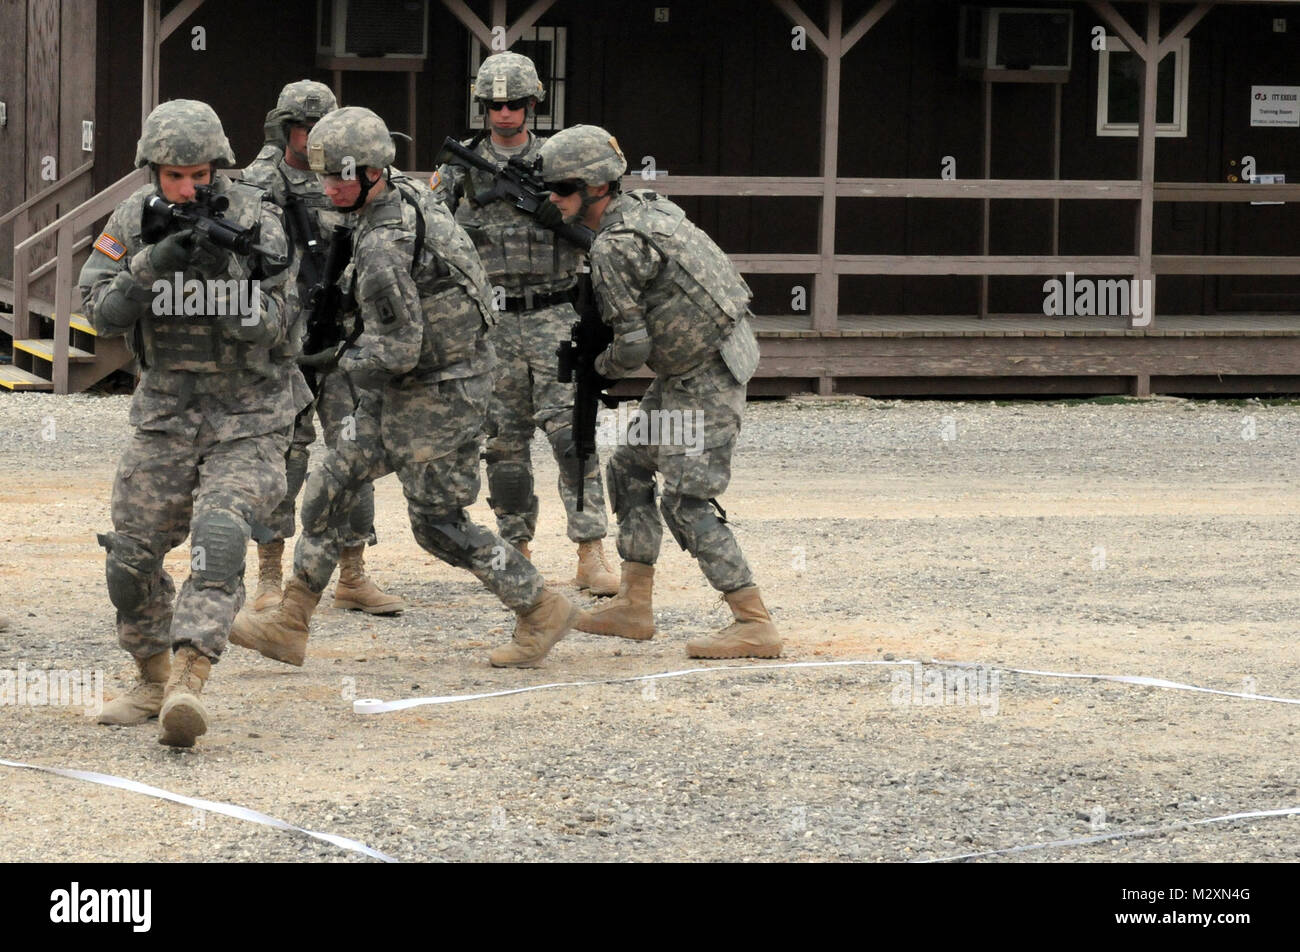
137, 176, 276, 377
603, 190, 754, 376
452, 136, 580, 295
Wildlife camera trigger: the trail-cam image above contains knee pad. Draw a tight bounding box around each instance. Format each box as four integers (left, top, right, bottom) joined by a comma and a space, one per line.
349, 482, 375, 539
97, 532, 160, 613
606, 458, 656, 520
411, 511, 476, 570
487, 460, 535, 513
661, 495, 722, 553
190, 509, 248, 588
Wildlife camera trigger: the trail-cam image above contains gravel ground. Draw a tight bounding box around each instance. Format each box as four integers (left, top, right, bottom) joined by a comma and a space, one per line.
0, 392, 1297, 862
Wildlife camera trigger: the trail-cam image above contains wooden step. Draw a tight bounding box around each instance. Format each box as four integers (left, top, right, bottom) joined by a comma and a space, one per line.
0, 365, 54, 391
68, 313, 97, 337
13, 339, 96, 363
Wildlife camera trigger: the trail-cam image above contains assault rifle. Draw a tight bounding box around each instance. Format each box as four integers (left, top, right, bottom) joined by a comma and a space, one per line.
296, 223, 356, 393
142, 185, 285, 265
435, 136, 596, 250
556, 270, 618, 512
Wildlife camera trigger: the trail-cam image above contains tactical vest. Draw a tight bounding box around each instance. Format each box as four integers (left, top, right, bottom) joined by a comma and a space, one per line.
602, 190, 754, 377
136, 176, 277, 377
452, 135, 580, 295
385, 176, 496, 374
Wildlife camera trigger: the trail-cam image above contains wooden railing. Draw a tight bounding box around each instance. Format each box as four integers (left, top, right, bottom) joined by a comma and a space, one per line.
10, 168, 148, 393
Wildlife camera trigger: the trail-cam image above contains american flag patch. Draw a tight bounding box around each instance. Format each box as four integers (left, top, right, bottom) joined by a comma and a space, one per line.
93, 233, 126, 260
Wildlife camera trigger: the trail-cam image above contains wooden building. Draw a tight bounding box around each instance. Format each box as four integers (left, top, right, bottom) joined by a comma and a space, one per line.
3, 0, 1300, 395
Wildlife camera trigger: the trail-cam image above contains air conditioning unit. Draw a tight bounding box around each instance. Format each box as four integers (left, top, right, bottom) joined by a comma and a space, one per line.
960, 7, 1073, 75
317, 0, 429, 60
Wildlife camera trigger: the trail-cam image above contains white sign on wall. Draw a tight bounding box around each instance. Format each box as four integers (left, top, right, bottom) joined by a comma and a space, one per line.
1250, 86, 1300, 127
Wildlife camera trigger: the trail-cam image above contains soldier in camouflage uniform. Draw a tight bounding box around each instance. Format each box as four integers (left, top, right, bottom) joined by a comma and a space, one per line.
242, 80, 404, 617
79, 100, 305, 746
431, 52, 618, 596
230, 107, 580, 669
537, 125, 783, 659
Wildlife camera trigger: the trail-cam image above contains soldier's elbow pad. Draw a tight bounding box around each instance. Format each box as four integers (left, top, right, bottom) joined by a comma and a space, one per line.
95, 277, 153, 333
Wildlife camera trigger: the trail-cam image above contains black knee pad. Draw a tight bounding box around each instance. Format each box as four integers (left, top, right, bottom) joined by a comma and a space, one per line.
661, 495, 721, 553
487, 460, 535, 513
97, 531, 160, 613
190, 509, 248, 589
411, 511, 477, 570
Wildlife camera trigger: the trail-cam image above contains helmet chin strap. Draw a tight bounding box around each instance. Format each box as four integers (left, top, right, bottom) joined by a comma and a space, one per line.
338, 166, 382, 213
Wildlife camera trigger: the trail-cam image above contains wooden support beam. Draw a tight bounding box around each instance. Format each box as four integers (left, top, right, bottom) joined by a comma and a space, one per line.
142, 0, 158, 125
159, 0, 206, 42
1088, 1, 1147, 58
1158, 2, 1213, 59
771, 0, 829, 56
1133, 2, 1159, 328
492, 0, 507, 28
505, 0, 558, 47
815, 0, 842, 334
841, 0, 896, 56
442, 0, 495, 48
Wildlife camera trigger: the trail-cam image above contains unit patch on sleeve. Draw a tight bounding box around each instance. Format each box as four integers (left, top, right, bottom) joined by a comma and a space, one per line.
93, 233, 127, 261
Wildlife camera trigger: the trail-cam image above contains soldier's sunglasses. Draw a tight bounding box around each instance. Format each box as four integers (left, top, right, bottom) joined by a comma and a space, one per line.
483, 97, 531, 111
544, 180, 585, 196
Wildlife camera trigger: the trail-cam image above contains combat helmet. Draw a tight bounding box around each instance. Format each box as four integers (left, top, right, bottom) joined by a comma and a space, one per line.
306, 106, 396, 174
275, 80, 337, 125
471, 52, 545, 102
538, 125, 627, 185
134, 99, 236, 168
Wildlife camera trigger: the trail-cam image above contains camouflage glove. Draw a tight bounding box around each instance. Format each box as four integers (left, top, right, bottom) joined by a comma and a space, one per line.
533, 199, 564, 229
188, 231, 233, 281
143, 228, 196, 281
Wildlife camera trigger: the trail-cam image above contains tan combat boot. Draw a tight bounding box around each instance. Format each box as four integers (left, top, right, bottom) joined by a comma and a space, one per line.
229, 577, 320, 666
488, 590, 580, 667
158, 646, 212, 748
574, 561, 656, 640
97, 651, 171, 725
252, 539, 285, 612
687, 586, 783, 659
574, 539, 619, 596
333, 544, 405, 614
514, 539, 532, 561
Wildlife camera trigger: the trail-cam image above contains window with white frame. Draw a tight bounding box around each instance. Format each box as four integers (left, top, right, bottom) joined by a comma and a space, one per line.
466, 27, 567, 132
1096, 36, 1190, 137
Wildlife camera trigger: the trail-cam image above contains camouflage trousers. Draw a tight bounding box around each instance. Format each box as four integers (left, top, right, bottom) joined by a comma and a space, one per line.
106, 424, 291, 661
485, 302, 608, 544
292, 371, 544, 613
607, 357, 755, 594
266, 368, 374, 548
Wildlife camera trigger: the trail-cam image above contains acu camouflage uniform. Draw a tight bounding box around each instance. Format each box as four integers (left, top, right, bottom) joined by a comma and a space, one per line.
290, 170, 544, 612
242, 142, 371, 549
588, 189, 763, 594
79, 113, 304, 663
432, 111, 609, 548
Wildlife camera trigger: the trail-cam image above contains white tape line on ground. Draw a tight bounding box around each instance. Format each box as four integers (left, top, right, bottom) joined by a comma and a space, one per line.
353, 657, 1300, 713
0, 758, 397, 863
917, 805, 1300, 863
353, 659, 917, 713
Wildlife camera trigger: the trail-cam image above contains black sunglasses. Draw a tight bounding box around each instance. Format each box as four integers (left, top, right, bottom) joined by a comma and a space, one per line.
484, 97, 531, 112
543, 180, 586, 196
